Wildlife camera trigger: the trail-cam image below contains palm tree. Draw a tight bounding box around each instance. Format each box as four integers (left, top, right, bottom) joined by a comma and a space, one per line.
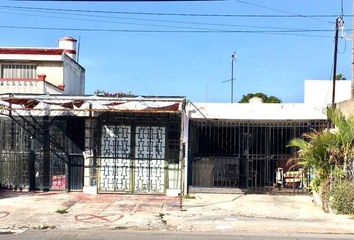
326, 107, 354, 179
288, 107, 354, 191
288, 131, 338, 192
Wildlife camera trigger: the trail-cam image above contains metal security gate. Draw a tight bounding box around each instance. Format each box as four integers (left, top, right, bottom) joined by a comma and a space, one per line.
99, 125, 132, 192
98, 124, 166, 193
134, 126, 166, 193
189, 120, 328, 191
0, 116, 85, 191
69, 155, 84, 191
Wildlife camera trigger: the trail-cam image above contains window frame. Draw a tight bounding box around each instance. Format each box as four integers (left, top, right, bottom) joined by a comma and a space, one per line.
0, 63, 37, 79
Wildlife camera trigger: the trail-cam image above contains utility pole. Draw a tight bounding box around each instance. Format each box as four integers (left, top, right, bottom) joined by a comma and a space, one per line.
332, 17, 342, 108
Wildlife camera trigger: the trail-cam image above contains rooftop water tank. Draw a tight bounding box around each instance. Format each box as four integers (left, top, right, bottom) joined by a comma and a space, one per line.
58, 36, 77, 61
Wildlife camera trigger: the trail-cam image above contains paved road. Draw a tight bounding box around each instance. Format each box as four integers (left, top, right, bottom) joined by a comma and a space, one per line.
0, 230, 353, 240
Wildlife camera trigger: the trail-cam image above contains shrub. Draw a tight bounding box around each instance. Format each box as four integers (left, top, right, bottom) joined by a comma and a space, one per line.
329, 179, 354, 215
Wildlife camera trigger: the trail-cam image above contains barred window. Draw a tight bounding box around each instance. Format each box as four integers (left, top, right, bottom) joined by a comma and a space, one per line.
1, 64, 37, 79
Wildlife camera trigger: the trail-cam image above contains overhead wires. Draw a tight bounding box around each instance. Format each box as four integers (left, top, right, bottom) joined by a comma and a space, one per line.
0, 3, 345, 38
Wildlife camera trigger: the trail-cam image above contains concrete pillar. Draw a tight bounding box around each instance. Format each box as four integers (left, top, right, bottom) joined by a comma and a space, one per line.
82, 117, 97, 194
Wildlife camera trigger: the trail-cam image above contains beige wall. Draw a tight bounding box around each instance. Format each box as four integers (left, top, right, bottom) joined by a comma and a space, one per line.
0, 58, 84, 95
37, 62, 63, 86
337, 100, 354, 118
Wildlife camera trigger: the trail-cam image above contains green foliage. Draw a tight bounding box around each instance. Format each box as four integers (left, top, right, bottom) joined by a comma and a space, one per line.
183, 194, 196, 199
94, 90, 135, 97
329, 179, 354, 215
288, 131, 337, 184
309, 176, 321, 193
326, 107, 354, 177
335, 73, 346, 80
56, 208, 68, 214
238, 92, 281, 103
288, 107, 354, 212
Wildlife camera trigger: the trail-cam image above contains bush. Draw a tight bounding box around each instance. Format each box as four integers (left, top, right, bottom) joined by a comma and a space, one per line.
329, 179, 354, 215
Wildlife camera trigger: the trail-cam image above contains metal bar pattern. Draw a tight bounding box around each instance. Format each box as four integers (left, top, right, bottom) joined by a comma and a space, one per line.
0, 116, 85, 190
98, 125, 167, 193
96, 112, 181, 194
134, 126, 166, 193
99, 125, 132, 192
189, 120, 327, 190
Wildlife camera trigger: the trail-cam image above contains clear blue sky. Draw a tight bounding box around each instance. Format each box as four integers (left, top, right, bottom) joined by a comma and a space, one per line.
0, 0, 352, 103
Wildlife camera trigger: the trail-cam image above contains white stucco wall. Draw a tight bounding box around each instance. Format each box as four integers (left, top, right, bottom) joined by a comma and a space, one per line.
62, 54, 85, 95
44, 82, 64, 94
0, 80, 62, 94
0, 54, 62, 62
187, 102, 327, 120
0, 80, 44, 94
304, 80, 351, 106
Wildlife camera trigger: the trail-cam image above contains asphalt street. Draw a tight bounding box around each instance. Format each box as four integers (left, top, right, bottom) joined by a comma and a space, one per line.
0, 230, 354, 240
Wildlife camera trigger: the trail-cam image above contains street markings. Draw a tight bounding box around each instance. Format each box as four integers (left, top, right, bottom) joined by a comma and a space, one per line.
75, 214, 124, 223
0, 211, 9, 219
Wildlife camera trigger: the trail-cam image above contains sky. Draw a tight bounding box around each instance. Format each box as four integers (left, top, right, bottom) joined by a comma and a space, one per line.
0, 0, 352, 103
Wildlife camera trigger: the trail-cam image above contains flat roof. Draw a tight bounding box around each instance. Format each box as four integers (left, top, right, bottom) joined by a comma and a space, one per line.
188, 102, 327, 120
0, 48, 64, 55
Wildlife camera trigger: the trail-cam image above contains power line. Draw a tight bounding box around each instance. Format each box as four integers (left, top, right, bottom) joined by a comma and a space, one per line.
14, 0, 218, 1
0, 7, 309, 31
0, 10, 222, 31
0, 23, 331, 37
0, 6, 339, 36
233, 0, 334, 24
0, 24, 336, 33
0, 5, 350, 18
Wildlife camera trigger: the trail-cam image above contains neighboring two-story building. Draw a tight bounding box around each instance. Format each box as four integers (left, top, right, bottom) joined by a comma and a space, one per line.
0, 37, 85, 95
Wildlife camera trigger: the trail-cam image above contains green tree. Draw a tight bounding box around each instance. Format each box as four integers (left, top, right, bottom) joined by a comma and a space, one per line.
238, 92, 282, 103
327, 108, 354, 178
288, 107, 354, 186
288, 108, 354, 211
288, 130, 339, 192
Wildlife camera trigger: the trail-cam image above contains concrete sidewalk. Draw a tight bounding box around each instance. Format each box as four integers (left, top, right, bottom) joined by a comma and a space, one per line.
167, 194, 354, 234
0, 190, 353, 235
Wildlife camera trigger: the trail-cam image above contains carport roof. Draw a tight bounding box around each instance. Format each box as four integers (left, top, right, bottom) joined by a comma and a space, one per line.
0, 94, 186, 117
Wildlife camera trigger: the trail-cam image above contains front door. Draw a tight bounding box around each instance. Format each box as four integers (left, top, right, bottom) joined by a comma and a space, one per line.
98, 124, 166, 193
99, 125, 132, 192
134, 126, 166, 193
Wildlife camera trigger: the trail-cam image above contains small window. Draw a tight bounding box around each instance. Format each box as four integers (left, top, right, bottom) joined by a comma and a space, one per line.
1, 64, 37, 79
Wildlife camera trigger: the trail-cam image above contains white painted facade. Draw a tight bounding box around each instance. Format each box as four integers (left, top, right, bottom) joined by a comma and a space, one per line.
0, 79, 63, 95
0, 53, 62, 62
304, 80, 351, 106
187, 102, 327, 120
188, 80, 352, 121
63, 54, 85, 95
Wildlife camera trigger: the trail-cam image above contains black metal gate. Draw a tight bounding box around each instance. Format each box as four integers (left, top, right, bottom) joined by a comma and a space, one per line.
69, 155, 84, 191
189, 120, 327, 190
0, 116, 85, 191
